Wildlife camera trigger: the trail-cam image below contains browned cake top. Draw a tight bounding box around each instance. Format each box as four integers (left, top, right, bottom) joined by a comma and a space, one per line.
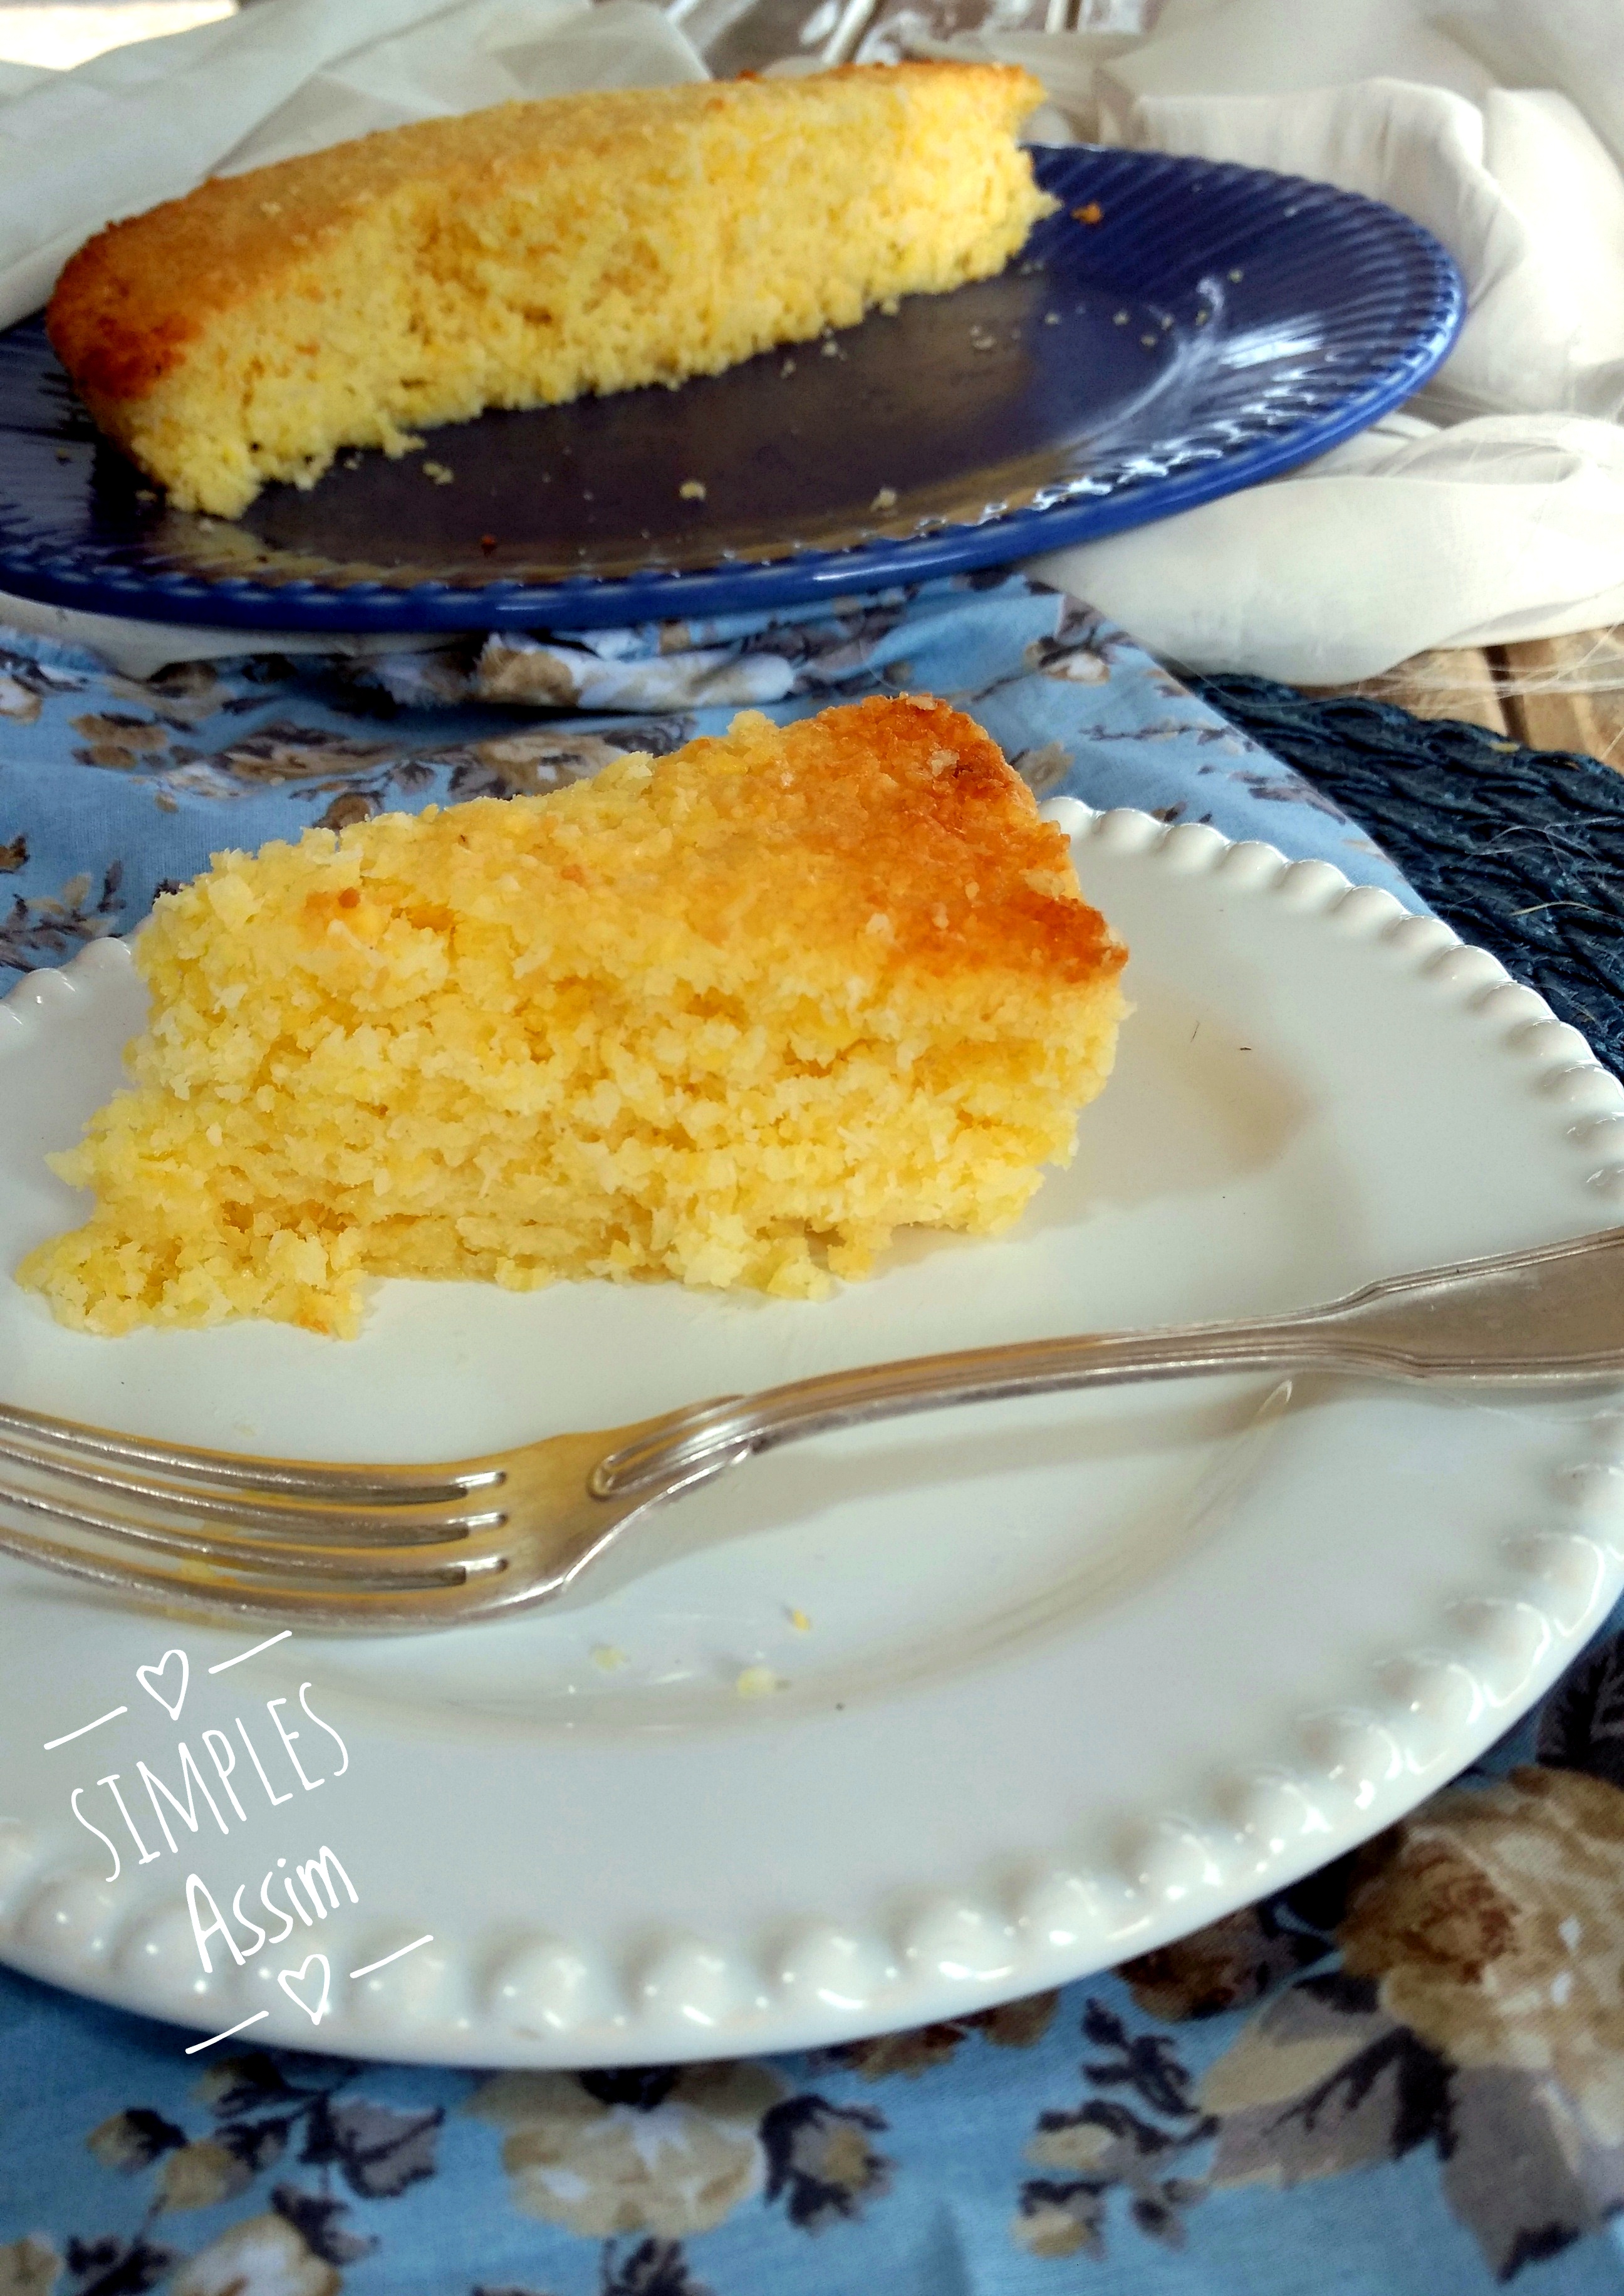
576, 693, 1126, 989
46, 62, 1044, 405
169, 695, 1123, 1004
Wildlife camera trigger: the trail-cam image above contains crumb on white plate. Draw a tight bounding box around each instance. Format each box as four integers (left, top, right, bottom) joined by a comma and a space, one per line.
788, 1607, 812, 1632
591, 1643, 628, 1671
736, 1664, 783, 1698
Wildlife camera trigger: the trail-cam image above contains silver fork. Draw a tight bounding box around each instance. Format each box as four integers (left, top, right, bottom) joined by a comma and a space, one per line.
4, 1224, 1623, 1634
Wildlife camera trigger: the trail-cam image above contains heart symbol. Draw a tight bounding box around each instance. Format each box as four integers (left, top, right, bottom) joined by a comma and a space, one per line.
278, 1953, 331, 2027
136, 1648, 189, 1722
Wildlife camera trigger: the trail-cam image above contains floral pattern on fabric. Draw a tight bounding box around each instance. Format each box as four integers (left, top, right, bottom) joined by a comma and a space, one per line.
468, 2065, 789, 2237
995, 1645, 1624, 2288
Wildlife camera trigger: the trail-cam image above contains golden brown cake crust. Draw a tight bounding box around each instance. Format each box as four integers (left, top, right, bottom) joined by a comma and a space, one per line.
47, 63, 1044, 408
687, 694, 1125, 985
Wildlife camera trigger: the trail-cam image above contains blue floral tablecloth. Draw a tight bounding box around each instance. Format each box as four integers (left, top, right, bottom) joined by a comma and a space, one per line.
3, 573, 1623, 2296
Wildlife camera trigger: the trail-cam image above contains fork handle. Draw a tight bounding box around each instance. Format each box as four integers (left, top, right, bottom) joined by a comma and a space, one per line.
590, 1226, 1624, 1502
590, 1317, 1343, 1496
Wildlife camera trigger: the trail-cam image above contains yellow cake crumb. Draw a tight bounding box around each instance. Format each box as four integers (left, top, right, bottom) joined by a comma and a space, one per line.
735, 1665, 782, 1699
19, 696, 1127, 1339
46, 63, 1053, 519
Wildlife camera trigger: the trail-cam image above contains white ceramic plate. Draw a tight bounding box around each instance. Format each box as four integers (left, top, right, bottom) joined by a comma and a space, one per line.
3, 803, 1623, 2068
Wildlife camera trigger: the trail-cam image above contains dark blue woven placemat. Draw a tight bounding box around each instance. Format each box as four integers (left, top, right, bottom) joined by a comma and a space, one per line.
1195, 674, 1624, 1083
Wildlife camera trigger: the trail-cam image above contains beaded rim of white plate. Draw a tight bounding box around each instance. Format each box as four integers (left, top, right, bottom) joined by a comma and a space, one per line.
1, 798, 1622, 2064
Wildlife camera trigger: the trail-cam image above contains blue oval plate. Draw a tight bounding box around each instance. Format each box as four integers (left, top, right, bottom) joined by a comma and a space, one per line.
0, 146, 1461, 633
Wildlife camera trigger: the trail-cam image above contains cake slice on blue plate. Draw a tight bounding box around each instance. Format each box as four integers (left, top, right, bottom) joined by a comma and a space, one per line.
46, 63, 1053, 518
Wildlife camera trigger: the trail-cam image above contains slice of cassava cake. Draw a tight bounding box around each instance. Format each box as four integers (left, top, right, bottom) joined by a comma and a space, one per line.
46, 62, 1053, 518
21, 697, 1127, 1338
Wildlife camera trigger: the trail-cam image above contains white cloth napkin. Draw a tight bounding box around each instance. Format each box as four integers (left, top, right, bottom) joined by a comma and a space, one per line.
977, 0, 1624, 682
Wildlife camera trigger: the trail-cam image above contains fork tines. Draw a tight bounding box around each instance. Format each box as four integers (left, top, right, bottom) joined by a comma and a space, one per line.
0, 1401, 511, 1612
